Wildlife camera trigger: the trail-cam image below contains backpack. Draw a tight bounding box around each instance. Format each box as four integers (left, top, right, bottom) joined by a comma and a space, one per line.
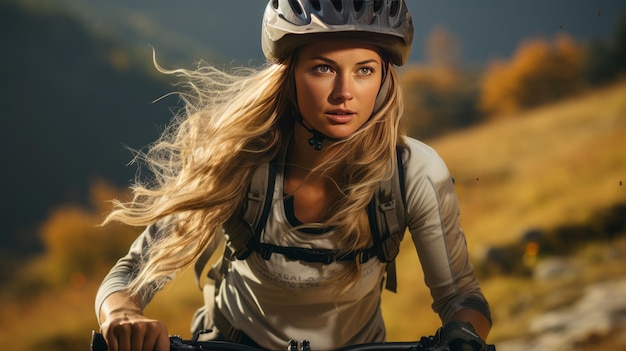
194, 146, 407, 293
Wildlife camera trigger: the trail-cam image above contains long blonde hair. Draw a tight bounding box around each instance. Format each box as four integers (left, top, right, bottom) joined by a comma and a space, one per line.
104, 51, 405, 295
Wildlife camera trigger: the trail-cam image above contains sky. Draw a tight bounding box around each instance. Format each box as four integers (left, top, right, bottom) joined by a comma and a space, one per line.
405, 1, 624, 64
189, 0, 625, 64
57, 0, 625, 66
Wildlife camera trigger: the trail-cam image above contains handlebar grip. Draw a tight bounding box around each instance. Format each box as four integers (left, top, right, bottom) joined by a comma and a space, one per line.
90, 331, 108, 351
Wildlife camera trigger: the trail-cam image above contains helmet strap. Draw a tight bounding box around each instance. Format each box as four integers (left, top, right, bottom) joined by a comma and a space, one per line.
373, 61, 391, 114
296, 118, 341, 151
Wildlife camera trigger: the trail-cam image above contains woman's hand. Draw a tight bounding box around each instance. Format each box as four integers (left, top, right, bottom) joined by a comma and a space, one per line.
99, 291, 170, 351
436, 309, 492, 351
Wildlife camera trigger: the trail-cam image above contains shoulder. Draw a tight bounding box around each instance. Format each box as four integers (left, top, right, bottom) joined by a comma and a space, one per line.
400, 136, 451, 183
399, 138, 459, 228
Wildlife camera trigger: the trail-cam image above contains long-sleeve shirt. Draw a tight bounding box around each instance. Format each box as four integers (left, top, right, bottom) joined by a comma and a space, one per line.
95, 136, 491, 350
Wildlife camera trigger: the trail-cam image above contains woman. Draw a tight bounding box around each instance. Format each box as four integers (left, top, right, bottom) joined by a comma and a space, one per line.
95, 1, 492, 350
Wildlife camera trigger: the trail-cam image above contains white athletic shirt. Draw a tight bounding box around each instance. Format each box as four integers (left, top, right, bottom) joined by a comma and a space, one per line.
96, 137, 490, 350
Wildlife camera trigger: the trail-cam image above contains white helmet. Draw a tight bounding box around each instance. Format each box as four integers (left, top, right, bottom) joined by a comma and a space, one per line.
261, 0, 414, 66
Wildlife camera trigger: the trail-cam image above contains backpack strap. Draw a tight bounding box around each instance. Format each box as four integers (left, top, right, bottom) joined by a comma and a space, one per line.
194, 146, 408, 292
222, 162, 276, 260
369, 145, 407, 292
193, 162, 276, 288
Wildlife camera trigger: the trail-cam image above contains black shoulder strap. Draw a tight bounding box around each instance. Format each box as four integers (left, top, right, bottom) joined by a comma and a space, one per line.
370, 145, 407, 293
223, 162, 276, 260
193, 162, 276, 288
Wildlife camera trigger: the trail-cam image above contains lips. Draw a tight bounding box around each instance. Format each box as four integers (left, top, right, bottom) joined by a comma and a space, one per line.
325, 109, 356, 123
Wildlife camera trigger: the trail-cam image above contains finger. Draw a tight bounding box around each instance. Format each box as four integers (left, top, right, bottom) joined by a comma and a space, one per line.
141, 332, 156, 351
112, 325, 132, 351
105, 333, 118, 351
155, 328, 170, 351
103, 327, 119, 351
130, 325, 146, 351
139, 321, 168, 351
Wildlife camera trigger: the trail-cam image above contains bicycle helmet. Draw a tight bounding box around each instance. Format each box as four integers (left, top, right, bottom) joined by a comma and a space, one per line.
262, 0, 414, 66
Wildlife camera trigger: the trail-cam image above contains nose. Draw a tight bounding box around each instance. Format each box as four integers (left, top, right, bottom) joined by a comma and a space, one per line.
331, 73, 353, 102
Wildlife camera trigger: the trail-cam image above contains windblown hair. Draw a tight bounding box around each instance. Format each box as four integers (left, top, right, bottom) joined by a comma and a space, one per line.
104, 50, 406, 296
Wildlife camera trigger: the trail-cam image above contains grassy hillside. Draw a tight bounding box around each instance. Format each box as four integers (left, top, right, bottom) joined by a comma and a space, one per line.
1, 81, 625, 350
0, 0, 175, 257
432, 80, 626, 249
383, 79, 626, 343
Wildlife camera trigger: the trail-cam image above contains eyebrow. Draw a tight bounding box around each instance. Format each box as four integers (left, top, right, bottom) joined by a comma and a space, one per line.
309, 56, 380, 66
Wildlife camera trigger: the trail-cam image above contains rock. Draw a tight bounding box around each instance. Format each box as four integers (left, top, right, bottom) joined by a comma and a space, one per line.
532, 257, 580, 281
496, 278, 626, 351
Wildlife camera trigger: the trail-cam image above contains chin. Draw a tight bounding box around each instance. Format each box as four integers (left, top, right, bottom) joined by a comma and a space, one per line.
326, 126, 360, 140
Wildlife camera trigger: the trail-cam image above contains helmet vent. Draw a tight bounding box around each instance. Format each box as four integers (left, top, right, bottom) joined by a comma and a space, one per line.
310, 0, 321, 11
331, 0, 343, 12
353, 0, 364, 12
271, 0, 279, 9
389, 0, 400, 17
373, 0, 383, 13
288, 0, 304, 15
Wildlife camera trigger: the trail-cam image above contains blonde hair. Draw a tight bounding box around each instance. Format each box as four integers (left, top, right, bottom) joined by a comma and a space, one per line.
104, 51, 405, 295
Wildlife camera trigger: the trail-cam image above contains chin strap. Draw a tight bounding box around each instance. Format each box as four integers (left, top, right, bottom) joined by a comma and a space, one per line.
297, 119, 341, 151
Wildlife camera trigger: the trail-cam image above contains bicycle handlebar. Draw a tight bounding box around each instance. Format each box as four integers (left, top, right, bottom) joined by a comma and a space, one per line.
90, 331, 495, 351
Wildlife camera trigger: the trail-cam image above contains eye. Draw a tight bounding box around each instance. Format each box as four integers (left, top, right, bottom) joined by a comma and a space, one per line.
357, 66, 375, 76
313, 65, 333, 74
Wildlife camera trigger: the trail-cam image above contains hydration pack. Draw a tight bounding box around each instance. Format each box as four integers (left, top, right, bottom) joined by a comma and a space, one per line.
195, 147, 407, 292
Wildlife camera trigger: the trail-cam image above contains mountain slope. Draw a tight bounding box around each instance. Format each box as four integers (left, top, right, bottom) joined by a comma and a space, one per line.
431, 80, 626, 248
0, 1, 176, 253
382, 80, 626, 340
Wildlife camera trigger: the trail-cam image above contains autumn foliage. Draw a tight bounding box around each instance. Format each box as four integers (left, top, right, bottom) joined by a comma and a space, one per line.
479, 34, 586, 117
401, 27, 482, 140
12, 181, 139, 294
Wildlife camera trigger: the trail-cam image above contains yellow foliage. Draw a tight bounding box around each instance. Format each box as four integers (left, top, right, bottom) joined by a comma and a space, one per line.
400, 64, 466, 139
480, 34, 585, 117
399, 25, 475, 140
35, 180, 139, 288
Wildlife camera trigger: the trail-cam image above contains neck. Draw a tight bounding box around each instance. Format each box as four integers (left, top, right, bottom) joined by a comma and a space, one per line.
288, 122, 340, 171
284, 124, 343, 202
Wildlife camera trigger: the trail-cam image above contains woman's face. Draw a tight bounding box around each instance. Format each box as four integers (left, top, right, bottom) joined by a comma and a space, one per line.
294, 40, 383, 140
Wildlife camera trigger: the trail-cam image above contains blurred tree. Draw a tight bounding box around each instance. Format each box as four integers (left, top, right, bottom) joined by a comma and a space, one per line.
9, 181, 139, 294
583, 12, 626, 85
401, 27, 481, 140
479, 34, 585, 118
427, 26, 461, 68
39, 181, 138, 284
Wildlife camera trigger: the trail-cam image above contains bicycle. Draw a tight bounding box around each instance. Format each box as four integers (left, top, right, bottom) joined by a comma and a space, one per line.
90, 330, 496, 351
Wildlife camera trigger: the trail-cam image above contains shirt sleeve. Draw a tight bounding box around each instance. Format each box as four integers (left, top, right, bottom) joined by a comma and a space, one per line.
402, 138, 492, 325
94, 222, 170, 326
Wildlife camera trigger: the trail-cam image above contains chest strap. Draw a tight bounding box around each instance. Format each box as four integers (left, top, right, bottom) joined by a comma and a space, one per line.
196, 146, 407, 292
